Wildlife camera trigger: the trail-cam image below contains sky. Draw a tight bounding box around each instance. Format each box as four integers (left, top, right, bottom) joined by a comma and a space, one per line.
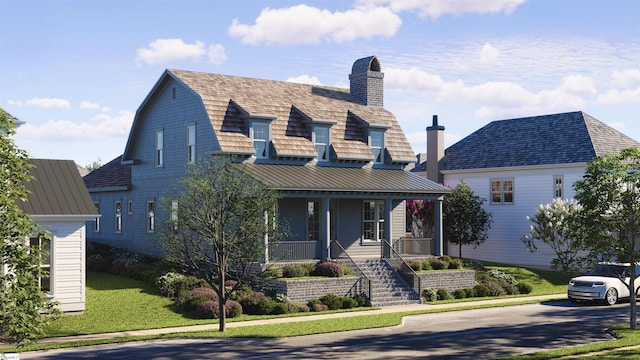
1, 0, 639, 168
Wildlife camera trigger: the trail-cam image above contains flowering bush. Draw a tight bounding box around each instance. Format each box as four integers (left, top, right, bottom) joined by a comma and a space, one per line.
155, 272, 185, 298
195, 300, 219, 319
314, 261, 344, 277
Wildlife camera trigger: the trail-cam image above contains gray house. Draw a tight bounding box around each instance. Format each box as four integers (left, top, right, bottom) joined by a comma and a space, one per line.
84, 56, 450, 262
423, 111, 640, 268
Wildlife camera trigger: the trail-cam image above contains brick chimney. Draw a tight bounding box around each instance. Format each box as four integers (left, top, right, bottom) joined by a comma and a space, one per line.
349, 56, 384, 107
426, 115, 444, 183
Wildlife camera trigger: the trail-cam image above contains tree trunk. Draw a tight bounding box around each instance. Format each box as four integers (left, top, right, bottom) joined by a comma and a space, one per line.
219, 269, 226, 332
459, 244, 462, 259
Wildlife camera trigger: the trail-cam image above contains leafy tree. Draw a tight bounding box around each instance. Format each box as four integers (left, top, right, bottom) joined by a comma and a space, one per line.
443, 180, 492, 258
0, 109, 60, 346
522, 198, 591, 279
574, 147, 640, 329
158, 155, 285, 332
85, 158, 102, 173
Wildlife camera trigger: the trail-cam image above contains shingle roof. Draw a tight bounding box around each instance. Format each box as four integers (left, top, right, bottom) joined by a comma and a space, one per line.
19, 159, 98, 217
83, 155, 131, 190
134, 69, 416, 163
441, 111, 640, 171
235, 163, 450, 196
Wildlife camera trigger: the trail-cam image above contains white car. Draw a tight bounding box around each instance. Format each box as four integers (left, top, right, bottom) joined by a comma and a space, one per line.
567, 262, 640, 305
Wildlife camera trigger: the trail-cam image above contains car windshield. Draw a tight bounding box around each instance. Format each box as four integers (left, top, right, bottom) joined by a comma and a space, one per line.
588, 264, 626, 277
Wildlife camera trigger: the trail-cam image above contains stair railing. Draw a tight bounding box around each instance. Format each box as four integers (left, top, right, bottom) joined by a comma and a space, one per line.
331, 240, 372, 305
382, 238, 421, 300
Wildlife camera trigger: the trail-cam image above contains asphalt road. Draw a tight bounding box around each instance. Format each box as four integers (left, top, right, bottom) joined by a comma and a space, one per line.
19, 300, 631, 359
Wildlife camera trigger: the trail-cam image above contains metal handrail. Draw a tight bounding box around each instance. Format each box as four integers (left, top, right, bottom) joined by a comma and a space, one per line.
382, 238, 421, 299
331, 241, 372, 305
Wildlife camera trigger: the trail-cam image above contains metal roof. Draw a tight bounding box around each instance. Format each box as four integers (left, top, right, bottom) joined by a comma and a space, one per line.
235, 163, 450, 198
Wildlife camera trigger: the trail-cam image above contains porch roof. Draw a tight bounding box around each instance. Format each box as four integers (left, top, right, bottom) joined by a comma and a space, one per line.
235, 163, 450, 198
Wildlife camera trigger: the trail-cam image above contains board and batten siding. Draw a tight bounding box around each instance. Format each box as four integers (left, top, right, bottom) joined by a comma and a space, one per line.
443, 164, 586, 268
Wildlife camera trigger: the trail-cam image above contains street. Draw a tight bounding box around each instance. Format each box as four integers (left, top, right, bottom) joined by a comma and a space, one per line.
20, 300, 630, 359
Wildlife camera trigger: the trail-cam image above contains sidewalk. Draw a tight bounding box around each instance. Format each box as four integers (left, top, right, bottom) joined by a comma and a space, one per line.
29, 294, 565, 346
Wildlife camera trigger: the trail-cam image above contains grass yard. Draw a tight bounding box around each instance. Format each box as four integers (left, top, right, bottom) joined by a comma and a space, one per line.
478, 260, 568, 295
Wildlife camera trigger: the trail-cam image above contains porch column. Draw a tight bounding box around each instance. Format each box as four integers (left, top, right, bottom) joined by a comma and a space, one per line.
384, 198, 393, 258
263, 209, 270, 264
321, 197, 331, 260
434, 197, 444, 256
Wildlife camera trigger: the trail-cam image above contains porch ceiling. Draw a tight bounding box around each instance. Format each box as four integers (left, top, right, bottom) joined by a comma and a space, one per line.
235, 163, 450, 198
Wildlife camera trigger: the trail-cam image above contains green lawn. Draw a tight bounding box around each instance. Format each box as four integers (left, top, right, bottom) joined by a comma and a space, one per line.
479, 260, 568, 295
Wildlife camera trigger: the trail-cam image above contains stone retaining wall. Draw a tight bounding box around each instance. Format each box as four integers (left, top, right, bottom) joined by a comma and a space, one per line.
268, 277, 363, 303
415, 270, 476, 293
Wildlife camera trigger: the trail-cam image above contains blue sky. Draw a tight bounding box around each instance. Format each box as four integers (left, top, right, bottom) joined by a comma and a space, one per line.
2, 0, 639, 167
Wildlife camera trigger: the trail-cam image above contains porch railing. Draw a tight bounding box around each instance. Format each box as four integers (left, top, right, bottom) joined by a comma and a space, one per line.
394, 237, 433, 256
382, 238, 422, 299
331, 241, 372, 305
268, 241, 320, 262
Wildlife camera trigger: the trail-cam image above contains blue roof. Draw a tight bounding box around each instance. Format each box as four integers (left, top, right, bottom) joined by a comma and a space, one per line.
441, 111, 640, 171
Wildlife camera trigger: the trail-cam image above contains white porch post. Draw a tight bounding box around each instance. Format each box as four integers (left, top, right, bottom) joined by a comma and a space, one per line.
263, 209, 269, 264
434, 197, 444, 256
322, 197, 331, 260
384, 198, 393, 258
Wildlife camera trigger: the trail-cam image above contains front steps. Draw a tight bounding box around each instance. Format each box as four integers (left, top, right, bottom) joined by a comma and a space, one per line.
350, 258, 421, 307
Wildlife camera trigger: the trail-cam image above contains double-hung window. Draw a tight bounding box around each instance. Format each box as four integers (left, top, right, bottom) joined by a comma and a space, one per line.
186, 125, 196, 164
30, 236, 51, 292
155, 130, 164, 167
554, 175, 563, 198
314, 126, 330, 161
491, 178, 514, 204
147, 201, 155, 232
369, 129, 385, 164
252, 122, 270, 159
363, 200, 385, 241
115, 201, 122, 233
307, 201, 320, 241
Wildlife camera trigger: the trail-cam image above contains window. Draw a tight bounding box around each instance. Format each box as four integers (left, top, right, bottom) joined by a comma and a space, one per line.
30, 236, 51, 292
147, 201, 155, 232
554, 175, 563, 198
93, 201, 100, 232
363, 200, 384, 241
314, 126, 330, 161
491, 178, 514, 204
186, 125, 196, 163
172, 86, 176, 99
171, 200, 178, 231
369, 130, 385, 163
307, 201, 320, 241
252, 122, 269, 159
128, 200, 133, 215
155, 130, 164, 167
115, 201, 122, 232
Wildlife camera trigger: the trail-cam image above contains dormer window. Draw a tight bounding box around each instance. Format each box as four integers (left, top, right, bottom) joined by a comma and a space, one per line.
314, 125, 330, 161
252, 121, 270, 159
369, 129, 385, 163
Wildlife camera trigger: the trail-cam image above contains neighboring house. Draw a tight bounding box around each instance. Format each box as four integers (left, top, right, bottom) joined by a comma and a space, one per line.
18, 159, 99, 312
422, 111, 640, 268
84, 56, 450, 262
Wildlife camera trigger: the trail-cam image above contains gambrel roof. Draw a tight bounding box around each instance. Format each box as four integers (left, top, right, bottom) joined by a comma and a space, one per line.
123, 68, 416, 164
441, 111, 640, 171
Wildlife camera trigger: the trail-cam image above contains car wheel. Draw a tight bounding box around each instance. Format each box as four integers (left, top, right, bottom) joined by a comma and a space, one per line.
605, 288, 618, 305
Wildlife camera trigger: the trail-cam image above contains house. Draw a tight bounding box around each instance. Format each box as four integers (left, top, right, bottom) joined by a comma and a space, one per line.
19, 159, 99, 312
424, 111, 640, 268
84, 56, 450, 262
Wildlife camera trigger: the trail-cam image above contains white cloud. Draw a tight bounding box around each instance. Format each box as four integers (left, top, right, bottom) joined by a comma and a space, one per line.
207, 44, 227, 65
558, 74, 596, 96
80, 101, 100, 110
136, 38, 206, 65
480, 43, 500, 63
596, 87, 640, 105
357, 0, 526, 19
228, 5, 401, 45
286, 75, 323, 85
611, 68, 640, 88
8, 98, 71, 109
16, 110, 134, 142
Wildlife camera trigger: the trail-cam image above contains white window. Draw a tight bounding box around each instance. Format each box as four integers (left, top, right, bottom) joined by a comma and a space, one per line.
155, 130, 164, 167
171, 200, 178, 231
363, 200, 385, 241
314, 126, 330, 161
94, 201, 100, 232
554, 175, 563, 198
187, 125, 196, 164
30, 236, 51, 292
491, 178, 514, 204
369, 130, 384, 164
115, 201, 122, 233
147, 201, 155, 232
307, 201, 320, 241
252, 122, 269, 159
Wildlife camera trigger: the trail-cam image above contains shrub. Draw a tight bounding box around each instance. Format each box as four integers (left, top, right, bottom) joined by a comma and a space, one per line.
320, 293, 343, 310
464, 288, 475, 298
224, 300, 243, 318
307, 299, 322, 308
453, 289, 467, 299
173, 276, 210, 295
310, 303, 329, 312
342, 297, 358, 309
289, 302, 310, 313
263, 265, 283, 278
271, 302, 289, 315
195, 300, 219, 319
314, 262, 344, 277
448, 258, 463, 269
156, 272, 186, 298
428, 258, 447, 270
109, 260, 128, 275
87, 254, 106, 272
422, 288, 438, 302
517, 282, 533, 294
175, 287, 218, 310
282, 264, 312, 278
353, 294, 368, 307
126, 263, 157, 283
421, 260, 433, 271
486, 281, 507, 297
407, 260, 422, 271
473, 284, 490, 297
488, 269, 518, 285
436, 288, 452, 300
190, 287, 218, 301
241, 292, 277, 315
